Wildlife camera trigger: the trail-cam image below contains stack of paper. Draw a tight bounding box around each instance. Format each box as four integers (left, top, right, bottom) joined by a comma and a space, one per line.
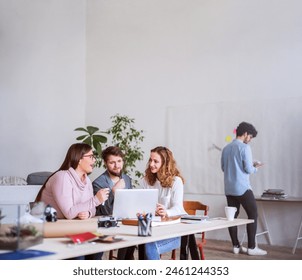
181, 214, 209, 221
261, 189, 288, 200
152, 216, 181, 227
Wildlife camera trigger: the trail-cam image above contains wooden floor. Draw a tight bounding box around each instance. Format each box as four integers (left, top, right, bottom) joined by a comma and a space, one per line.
104, 239, 302, 260
161, 239, 302, 260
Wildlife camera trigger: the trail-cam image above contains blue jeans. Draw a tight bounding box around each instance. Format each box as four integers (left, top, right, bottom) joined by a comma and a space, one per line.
144, 237, 180, 260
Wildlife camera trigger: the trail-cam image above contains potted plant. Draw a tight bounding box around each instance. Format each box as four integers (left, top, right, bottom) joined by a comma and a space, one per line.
107, 114, 145, 186
75, 114, 145, 186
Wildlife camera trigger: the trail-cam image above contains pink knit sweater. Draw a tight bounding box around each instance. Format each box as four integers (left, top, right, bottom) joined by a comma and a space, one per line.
41, 167, 101, 219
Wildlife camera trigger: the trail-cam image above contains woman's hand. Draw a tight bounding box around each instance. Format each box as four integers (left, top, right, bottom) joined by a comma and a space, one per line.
96, 188, 110, 204
156, 203, 167, 218
77, 211, 90, 220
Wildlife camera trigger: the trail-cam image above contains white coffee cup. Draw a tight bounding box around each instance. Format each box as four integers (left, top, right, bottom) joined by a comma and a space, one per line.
225, 206, 237, 221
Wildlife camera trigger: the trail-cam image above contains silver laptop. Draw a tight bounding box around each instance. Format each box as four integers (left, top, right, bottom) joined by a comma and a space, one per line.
112, 189, 158, 219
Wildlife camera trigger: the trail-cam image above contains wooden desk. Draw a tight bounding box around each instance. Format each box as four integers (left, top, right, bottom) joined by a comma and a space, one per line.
255, 197, 302, 254
0, 218, 253, 260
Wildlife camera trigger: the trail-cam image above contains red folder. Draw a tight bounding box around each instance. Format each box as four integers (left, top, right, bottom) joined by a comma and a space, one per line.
66, 232, 99, 244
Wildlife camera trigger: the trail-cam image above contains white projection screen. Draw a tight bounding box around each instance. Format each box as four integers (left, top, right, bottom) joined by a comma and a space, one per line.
167, 97, 302, 197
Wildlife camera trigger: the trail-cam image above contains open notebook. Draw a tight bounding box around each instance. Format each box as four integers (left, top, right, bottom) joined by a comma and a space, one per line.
112, 189, 158, 219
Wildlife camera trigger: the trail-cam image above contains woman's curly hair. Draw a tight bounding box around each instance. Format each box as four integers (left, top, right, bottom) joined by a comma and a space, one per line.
144, 146, 184, 188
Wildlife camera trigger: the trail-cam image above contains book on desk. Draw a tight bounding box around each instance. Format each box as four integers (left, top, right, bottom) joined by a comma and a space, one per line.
261, 188, 288, 200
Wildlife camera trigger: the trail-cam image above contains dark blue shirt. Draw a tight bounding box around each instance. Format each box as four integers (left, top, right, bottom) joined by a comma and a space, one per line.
92, 170, 132, 216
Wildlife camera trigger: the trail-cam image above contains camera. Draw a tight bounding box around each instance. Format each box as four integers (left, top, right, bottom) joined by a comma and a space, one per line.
98, 216, 118, 228
44, 204, 57, 222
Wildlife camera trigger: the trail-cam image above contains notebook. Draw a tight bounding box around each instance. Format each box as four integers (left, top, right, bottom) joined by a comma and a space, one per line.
112, 189, 158, 219
181, 214, 209, 221
66, 232, 99, 244
0, 250, 55, 260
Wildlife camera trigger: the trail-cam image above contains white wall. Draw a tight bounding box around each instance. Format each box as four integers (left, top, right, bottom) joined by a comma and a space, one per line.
1, 0, 301, 248
86, 0, 302, 171
86, 0, 302, 248
0, 0, 87, 178
167, 98, 302, 197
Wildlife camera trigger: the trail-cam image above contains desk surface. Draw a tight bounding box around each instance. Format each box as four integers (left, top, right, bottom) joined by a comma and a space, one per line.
4, 218, 253, 260
256, 197, 302, 202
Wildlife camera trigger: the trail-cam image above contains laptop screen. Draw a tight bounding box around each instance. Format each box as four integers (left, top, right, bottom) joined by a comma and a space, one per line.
112, 189, 158, 219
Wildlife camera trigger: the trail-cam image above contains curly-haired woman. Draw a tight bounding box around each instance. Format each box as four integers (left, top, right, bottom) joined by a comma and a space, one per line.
141, 146, 187, 259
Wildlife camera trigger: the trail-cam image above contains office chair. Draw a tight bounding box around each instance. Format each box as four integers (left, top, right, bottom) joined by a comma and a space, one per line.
109, 249, 118, 260
170, 200, 209, 260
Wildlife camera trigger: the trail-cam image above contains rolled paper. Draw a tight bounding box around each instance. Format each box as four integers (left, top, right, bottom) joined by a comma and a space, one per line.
43, 218, 97, 238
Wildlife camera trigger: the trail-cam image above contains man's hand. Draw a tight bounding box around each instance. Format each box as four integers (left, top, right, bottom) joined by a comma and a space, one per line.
112, 179, 126, 193
253, 161, 264, 168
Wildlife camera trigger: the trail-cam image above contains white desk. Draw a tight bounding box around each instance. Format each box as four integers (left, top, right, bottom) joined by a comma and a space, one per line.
0, 218, 253, 260
255, 197, 302, 254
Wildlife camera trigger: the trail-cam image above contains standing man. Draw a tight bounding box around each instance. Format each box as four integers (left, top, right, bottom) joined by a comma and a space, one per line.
93, 146, 135, 259
221, 122, 267, 256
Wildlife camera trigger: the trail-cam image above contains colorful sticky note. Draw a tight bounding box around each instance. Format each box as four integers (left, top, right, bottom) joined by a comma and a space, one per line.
225, 135, 232, 142
233, 128, 237, 134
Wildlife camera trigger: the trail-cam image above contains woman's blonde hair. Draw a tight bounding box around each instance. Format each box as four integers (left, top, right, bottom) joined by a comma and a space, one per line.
144, 146, 184, 188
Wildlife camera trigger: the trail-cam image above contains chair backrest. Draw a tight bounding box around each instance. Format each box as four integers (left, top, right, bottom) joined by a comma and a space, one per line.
167, 200, 210, 260
183, 200, 209, 247
183, 201, 209, 216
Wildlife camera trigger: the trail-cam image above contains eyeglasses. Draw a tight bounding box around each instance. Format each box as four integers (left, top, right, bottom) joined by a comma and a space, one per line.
83, 154, 96, 160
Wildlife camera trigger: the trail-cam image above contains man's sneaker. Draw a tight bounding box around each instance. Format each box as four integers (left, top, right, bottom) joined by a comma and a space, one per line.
233, 246, 248, 254
247, 247, 267, 256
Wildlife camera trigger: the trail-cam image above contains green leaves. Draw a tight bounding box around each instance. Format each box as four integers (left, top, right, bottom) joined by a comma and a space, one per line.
76, 135, 87, 141
107, 114, 145, 187
93, 135, 107, 143
74, 125, 108, 168
74, 114, 145, 186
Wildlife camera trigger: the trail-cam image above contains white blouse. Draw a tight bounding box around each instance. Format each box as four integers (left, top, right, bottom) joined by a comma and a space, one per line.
141, 176, 187, 217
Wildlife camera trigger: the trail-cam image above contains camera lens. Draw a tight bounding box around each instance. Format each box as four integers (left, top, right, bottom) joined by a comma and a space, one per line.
104, 221, 111, 228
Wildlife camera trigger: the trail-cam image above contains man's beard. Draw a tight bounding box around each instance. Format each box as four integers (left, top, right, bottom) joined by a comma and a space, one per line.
243, 136, 249, 144
108, 169, 122, 177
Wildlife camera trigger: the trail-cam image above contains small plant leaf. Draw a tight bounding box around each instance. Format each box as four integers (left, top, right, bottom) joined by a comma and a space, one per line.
83, 137, 92, 146
93, 135, 107, 143
74, 127, 88, 132
76, 135, 87, 141
86, 126, 99, 135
